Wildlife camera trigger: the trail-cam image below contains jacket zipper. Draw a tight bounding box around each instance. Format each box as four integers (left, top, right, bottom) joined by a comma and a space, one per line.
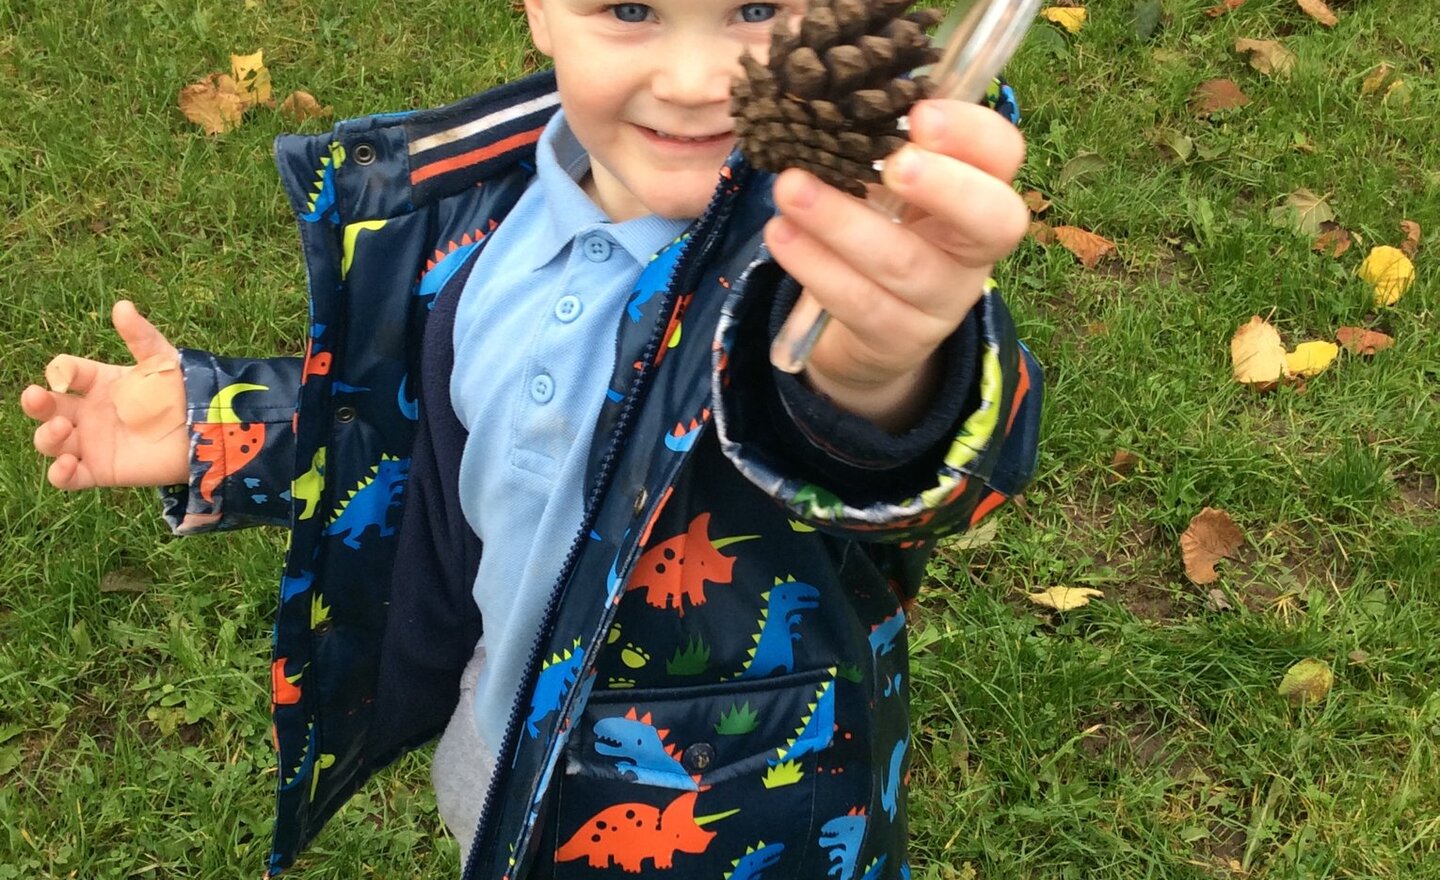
460, 170, 749, 880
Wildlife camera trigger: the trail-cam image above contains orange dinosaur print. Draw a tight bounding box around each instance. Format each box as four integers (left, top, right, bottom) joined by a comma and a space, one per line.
626, 513, 752, 615
301, 337, 332, 382
194, 421, 266, 502
555, 791, 717, 872
272, 657, 302, 705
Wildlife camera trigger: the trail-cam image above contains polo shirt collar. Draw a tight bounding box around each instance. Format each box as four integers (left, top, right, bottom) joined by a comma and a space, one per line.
529, 110, 692, 271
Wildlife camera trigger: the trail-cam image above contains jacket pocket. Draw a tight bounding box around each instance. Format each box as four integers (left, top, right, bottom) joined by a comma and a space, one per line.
545, 667, 864, 878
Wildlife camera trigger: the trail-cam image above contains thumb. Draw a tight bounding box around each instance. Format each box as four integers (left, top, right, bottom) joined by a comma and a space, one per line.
113, 300, 178, 364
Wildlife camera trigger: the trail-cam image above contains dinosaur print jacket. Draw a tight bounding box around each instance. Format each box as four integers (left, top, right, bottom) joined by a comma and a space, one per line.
159, 72, 1041, 880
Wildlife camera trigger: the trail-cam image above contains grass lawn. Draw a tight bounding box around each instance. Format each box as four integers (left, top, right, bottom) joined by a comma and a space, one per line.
2, 0, 1436, 877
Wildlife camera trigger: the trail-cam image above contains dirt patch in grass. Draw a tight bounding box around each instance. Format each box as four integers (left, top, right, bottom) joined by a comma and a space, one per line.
1394, 470, 1438, 511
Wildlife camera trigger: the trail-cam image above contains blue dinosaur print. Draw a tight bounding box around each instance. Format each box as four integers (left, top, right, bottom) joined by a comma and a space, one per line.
526, 637, 584, 737
280, 570, 315, 602
883, 672, 903, 698
859, 856, 888, 880
880, 737, 908, 821
299, 145, 342, 224
323, 456, 410, 550
416, 232, 486, 304
772, 675, 836, 765
724, 841, 785, 880
819, 811, 867, 880
397, 375, 419, 421
868, 611, 905, 661
593, 709, 697, 789
626, 235, 687, 322
900, 862, 911, 880
738, 579, 820, 679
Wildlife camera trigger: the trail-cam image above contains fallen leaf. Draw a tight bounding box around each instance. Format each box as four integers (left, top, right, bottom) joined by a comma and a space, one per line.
1336, 326, 1395, 356
1180, 508, 1245, 585
1041, 7, 1088, 34
947, 517, 999, 552
1277, 658, 1334, 704
1023, 190, 1052, 214
1296, 0, 1338, 27
1057, 151, 1106, 189
1231, 316, 1288, 388
279, 90, 333, 124
1028, 220, 1057, 245
177, 73, 249, 135
1235, 38, 1296, 78
1053, 225, 1117, 268
1383, 79, 1412, 106
1361, 63, 1394, 96
100, 569, 152, 594
230, 50, 273, 108
1027, 586, 1103, 612
1206, 0, 1246, 16
1155, 130, 1194, 163
1206, 588, 1234, 611
1399, 220, 1421, 257
1358, 245, 1415, 307
1132, 0, 1164, 42
1347, 649, 1370, 665
1285, 340, 1339, 378
1312, 222, 1353, 258
1191, 78, 1251, 116
1270, 188, 1335, 236
1107, 449, 1139, 483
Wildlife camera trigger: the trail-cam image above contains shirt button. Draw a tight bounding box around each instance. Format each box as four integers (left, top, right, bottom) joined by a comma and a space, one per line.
681, 742, 715, 774
554, 295, 582, 323
530, 373, 555, 404
582, 235, 613, 263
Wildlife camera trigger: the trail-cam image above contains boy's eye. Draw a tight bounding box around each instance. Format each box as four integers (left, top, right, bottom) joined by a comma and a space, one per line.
610, 3, 652, 22
737, 3, 778, 23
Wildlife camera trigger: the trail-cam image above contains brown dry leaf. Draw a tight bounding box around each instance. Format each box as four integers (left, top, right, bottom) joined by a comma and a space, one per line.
1028, 221, 1057, 245
1312, 222, 1353, 258
1023, 190, 1052, 215
1180, 507, 1245, 585
1027, 587, 1104, 612
1053, 225, 1117, 268
1206, 0, 1246, 16
1231, 316, 1288, 388
231, 50, 273, 108
279, 90, 333, 124
1361, 63, 1395, 96
177, 73, 249, 135
1336, 326, 1395, 356
1235, 38, 1297, 78
1296, 0, 1338, 27
1105, 449, 1139, 485
1400, 220, 1422, 257
1191, 78, 1251, 116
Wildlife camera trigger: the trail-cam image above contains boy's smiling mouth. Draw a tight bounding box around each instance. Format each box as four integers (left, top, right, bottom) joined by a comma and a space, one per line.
639, 126, 734, 147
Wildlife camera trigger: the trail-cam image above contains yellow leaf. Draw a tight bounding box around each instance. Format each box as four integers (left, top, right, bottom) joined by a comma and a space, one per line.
1230, 316, 1288, 387
1278, 658, 1334, 705
1296, 0, 1338, 27
1041, 8, 1087, 34
231, 50, 273, 108
177, 73, 249, 135
1358, 246, 1415, 307
1026, 587, 1103, 612
1235, 38, 1296, 78
1360, 63, 1394, 96
1285, 341, 1338, 378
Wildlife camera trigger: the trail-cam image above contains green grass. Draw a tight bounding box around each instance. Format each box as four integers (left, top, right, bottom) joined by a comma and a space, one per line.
2, 0, 1436, 877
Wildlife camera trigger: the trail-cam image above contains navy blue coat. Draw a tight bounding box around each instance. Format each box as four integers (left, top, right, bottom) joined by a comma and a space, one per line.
160, 72, 1041, 879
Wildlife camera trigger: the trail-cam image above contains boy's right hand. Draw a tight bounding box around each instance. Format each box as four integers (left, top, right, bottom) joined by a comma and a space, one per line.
21, 300, 189, 490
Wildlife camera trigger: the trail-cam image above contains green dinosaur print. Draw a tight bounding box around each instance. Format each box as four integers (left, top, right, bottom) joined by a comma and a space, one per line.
292, 447, 326, 521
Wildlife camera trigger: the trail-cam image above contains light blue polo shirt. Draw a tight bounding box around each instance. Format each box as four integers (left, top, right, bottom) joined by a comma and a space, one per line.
449, 110, 691, 755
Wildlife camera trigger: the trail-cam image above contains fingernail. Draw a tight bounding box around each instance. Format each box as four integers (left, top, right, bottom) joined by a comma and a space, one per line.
912, 101, 944, 140
769, 216, 798, 244
786, 171, 819, 209
889, 146, 922, 185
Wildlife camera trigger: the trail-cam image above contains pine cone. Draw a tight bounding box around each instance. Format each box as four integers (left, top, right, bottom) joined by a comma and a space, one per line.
733, 0, 944, 197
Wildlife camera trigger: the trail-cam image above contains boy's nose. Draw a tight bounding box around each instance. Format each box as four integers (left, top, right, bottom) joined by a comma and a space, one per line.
651, 40, 737, 107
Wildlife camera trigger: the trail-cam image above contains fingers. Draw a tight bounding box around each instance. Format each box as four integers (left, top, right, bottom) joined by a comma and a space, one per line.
113, 300, 177, 363
21, 383, 82, 425
32, 413, 79, 460
44, 354, 107, 396
905, 100, 1027, 184
48, 454, 99, 492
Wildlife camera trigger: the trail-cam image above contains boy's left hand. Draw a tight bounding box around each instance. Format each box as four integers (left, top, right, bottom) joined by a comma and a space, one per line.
763, 98, 1029, 432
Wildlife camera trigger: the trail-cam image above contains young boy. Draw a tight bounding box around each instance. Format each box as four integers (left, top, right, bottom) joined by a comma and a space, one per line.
22, 1, 1041, 877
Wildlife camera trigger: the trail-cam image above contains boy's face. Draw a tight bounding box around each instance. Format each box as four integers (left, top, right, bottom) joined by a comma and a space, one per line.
524, 0, 804, 222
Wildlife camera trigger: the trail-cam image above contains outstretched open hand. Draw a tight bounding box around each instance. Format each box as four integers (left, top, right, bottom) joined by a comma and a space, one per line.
763, 98, 1029, 431
21, 300, 189, 490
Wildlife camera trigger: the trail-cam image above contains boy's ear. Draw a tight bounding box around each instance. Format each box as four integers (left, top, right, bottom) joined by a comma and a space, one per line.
523, 0, 555, 58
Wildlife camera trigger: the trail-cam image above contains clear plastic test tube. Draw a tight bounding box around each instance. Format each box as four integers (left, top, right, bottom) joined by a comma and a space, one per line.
769, 0, 1043, 374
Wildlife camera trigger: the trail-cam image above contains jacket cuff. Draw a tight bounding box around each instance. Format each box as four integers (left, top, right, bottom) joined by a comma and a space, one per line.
160, 349, 300, 535
766, 275, 979, 495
